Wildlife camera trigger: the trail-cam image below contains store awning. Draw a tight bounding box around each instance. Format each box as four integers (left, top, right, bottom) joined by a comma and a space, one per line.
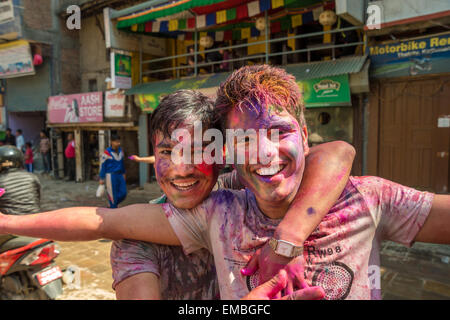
285, 55, 369, 81
128, 55, 369, 111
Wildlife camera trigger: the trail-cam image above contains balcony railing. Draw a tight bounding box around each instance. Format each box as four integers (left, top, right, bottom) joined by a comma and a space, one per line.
139, 24, 366, 82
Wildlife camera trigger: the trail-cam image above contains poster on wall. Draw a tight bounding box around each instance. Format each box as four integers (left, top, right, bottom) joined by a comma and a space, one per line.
111, 51, 132, 89
47, 92, 103, 124
105, 91, 126, 118
368, 33, 450, 78
0, 40, 35, 79
0, 0, 14, 25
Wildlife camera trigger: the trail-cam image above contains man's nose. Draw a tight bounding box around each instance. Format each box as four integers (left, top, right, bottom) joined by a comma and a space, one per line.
258, 134, 279, 165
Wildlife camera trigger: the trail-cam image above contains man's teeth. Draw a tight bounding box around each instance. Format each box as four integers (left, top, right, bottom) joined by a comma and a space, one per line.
256, 165, 284, 176
172, 181, 198, 189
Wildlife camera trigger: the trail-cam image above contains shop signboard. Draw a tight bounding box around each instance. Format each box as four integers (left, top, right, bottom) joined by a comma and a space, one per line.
298, 74, 351, 108
48, 92, 103, 124
111, 51, 132, 89
0, 0, 14, 25
0, 40, 35, 79
367, 33, 450, 78
105, 91, 126, 118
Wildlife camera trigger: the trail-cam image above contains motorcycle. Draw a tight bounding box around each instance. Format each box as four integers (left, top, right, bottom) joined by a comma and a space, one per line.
0, 188, 63, 299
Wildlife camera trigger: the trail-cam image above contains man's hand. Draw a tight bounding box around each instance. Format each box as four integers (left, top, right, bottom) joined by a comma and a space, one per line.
242, 269, 324, 300
241, 243, 308, 296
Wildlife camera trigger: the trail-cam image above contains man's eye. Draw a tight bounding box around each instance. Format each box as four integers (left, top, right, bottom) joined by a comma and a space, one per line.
160, 150, 171, 156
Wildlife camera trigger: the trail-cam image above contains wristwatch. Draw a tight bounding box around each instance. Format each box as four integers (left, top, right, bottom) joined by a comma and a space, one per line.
269, 238, 303, 258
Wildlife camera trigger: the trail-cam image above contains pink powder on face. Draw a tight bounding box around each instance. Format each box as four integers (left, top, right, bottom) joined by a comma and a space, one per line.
0, 188, 4, 197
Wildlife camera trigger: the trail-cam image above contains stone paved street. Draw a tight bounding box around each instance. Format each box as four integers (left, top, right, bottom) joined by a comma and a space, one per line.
38, 174, 162, 300
36, 174, 450, 300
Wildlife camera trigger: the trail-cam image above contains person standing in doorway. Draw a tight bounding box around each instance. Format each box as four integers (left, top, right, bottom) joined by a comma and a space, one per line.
99, 134, 127, 208
40, 130, 51, 174
65, 133, 76, 181
16, 129, 25, 153
3, 128, 16, 146
24, 142, 33, 173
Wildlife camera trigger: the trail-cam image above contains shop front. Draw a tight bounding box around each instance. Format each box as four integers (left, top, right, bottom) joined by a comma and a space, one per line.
47, 90, 140, 183
367, 32, 450, 193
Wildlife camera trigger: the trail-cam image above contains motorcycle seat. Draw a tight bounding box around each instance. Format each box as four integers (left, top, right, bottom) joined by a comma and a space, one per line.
0, 236, 45, 254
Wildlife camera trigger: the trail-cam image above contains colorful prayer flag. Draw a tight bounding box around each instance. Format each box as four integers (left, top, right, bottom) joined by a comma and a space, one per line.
241, 27, 251, 39
247, 1, 260, 17
145, 22, 152, 32
291, 14, 302, 28
206, 13, 216, 26
152, 21, 160, 33
217, 10, 227, 24
187, 18, 196, 28
131, 24, 138, 32
215, 31, 225, 42
168, 19, 178, 31
178, 19, 186, 30
271, 0, 284, 10
259, 0, 271, 12
226, 8, 237, 21
236, 4, 248, 20
196, 15, 206, 28
312, 6, 324, 21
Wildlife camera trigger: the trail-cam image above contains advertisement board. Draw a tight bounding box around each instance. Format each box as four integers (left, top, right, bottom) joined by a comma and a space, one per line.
48, 92, 103, 124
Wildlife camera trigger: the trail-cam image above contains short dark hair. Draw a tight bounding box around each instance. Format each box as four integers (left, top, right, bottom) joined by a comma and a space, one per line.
26, 142, 32, 148
17, 129, 22, 134
149, 90, 218, 147
111, 134, 121, 142
6, 128, 11, 132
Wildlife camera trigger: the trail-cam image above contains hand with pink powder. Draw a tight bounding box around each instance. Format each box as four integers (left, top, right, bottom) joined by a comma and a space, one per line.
241, 243, 309, 297
242, 269, 324, 300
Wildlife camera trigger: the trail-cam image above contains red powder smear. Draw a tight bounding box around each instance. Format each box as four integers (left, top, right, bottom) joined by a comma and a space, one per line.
196, 162, 214, 176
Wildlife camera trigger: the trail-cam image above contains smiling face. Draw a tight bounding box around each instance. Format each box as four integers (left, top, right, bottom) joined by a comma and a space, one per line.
226, 104, 309, 218
153, 125, 220, 209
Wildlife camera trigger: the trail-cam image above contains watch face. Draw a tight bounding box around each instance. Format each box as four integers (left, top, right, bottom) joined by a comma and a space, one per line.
277, 241, 292, 257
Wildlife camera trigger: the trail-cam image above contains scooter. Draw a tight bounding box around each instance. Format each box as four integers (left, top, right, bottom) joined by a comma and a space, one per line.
0, 188, 63, 299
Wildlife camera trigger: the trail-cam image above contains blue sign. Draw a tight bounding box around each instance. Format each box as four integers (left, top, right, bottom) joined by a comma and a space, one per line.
367, 33, 450, 78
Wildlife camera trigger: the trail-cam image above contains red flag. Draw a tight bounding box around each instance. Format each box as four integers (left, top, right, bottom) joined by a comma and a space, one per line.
270, 21, 281, 34
236, 4, 248, 20
187, 17, 196, 29
145, 22, 152, 32
224, 30, 233, 41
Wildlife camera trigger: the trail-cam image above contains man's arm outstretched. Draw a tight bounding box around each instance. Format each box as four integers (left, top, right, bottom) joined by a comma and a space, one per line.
0, 204, 180, 245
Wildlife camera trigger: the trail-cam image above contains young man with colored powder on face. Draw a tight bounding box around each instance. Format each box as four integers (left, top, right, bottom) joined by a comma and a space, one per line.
111, 90, 354, 300
1, 66, 449, 299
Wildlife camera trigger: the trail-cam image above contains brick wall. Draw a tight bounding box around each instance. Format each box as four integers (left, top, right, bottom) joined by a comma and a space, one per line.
22, 0, 53, 31
60, 46, 81, 94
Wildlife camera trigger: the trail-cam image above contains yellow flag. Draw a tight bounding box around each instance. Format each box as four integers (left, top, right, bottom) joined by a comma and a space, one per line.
131, 24, 138, 32
169, 20, 178, 31
217, 10, 227, 24
292, 14, 302, 28
241, 27, 251, 39
271, 0, 284, 9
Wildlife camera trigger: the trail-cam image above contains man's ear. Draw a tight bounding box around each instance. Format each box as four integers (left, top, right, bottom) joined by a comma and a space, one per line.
301, 125, 310, 156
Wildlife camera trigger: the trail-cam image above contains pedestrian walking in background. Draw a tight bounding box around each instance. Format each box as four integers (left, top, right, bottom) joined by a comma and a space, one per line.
65, 133, 76, 181
16, 129, 25, 153
40, 130, 51, 174
99, 134, 127, 208
24, 142, 33, 172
